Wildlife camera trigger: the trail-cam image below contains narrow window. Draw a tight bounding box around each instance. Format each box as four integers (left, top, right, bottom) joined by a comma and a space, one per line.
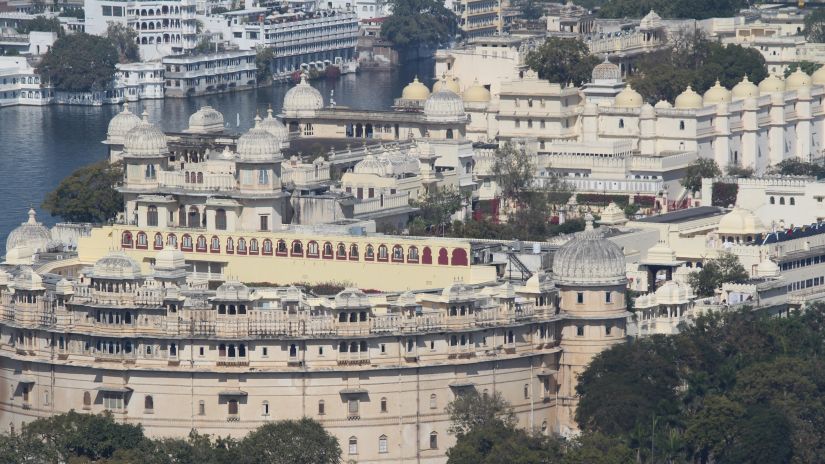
348, 437, 358, 455
198, 400, 205, 415
605, 291, 612, 303
429, 394, 437, 409
576, 326, 585, 336
380, 397, 388, 413
318, 400, 325, 415
429, 432, 438, 449
378, 435, 388, 454
576, 292, 584, 304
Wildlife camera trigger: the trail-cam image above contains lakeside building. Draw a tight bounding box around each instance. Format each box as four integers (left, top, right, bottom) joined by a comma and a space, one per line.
445, 0, 508, 39
161, 50, 256, 97
116, 61, 165, 101
84, 0, 199, 60
200, 9, 359, 79
0, 55, 52, 107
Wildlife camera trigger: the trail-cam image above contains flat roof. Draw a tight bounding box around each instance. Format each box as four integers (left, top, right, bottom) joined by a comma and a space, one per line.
635, 206, 725, 224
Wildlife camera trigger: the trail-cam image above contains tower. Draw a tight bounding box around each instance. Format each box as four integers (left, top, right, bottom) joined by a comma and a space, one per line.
553, 217, 629, 435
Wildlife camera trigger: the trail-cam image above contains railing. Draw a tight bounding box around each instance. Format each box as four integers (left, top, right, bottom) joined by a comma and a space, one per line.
156, 171, 236, 192
353, 192, 411, 215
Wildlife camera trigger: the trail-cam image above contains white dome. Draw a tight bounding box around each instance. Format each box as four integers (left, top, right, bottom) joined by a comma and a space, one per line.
674, 86, 703, 109
703, 80, 731, 105
654, 100, 672, 109
91, 252, 142, 280
282, 74, 323, 116
462, 78, 491, 103
423, 86, 466, 123
813, 66, 825, 85
432, 74, 461, 94
260, 107, 289, 147
732, 75, 759, 99
756, 258, 780, 278
335, 287, 370, 308
654, 280, 692, 304
591, 56, 621, 82
401, 76, 431, 101
187, 106, 225, 134
552, 222, 626, 286
123, 111, 169, 157
717, 206, 767, 236
106, 103, 141, 144
236, 115, 283, 162
758, 74, 785, 95
5, 209, 52, 255
614, 85, 643, 108
786, 68, 812, 91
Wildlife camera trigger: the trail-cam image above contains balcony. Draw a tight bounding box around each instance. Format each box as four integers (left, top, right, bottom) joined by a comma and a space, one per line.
216, 357, 249, 366
337, 352, 370, 366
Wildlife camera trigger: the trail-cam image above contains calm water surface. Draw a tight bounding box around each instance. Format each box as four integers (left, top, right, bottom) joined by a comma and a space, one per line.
0, 60, 434, 253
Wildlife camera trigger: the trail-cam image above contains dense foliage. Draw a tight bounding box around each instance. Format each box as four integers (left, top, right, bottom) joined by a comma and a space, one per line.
680, 158, 721, 194
687, 251, 748, 297
711, 182, 738, 208
255, 46, 276, 83
37, 33, 119, 92
526, 37, 600, 85
106, 23, 140, 63
380, 0, 456, 51
577, 305, 825, 463
0, 412, 340, 464
595, 0, 746, 20
629, 31, 767, 103
784, 61, 822, 77
770, 158, 825, 179
16, 15, 63, 35
41, 160, 123, 223
805, 8, 825, 43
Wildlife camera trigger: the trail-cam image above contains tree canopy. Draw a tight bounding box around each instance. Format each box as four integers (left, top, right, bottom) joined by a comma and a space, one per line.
680, 158, 721, 194
41, 160, 123, 223
576, 304, 825, 463
596, 0, 747, 20
629, 31, 767, 103
106, 23, 140, 63
16, 15, 63, 35
770, 158, 825, 179
687, 251, 748, 297
526, 37, 600, 85
380, 0, 456, 51
37, 33, 119, 92
0, 412, 340, 464
805, 8, 825, 43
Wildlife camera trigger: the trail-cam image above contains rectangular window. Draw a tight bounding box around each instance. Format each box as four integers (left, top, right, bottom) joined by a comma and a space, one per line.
113, 6, 123, 15
102, 5, 112, 15
199, 401, 205, 415
380, 343, 386, 354
262, 347, 268, 357
199, 347, 205, 356
576, 326, 584, 337
260, 215, 269, 231
576, 292, 584, 304
605, 292, 612, 303
103, 393, 124, 410
318, 346, 324, 356
348, 399, 359, 415
606, 324, 612, 335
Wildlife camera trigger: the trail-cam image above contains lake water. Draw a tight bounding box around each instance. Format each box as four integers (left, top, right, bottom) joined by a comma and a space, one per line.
0, 59, 434, 254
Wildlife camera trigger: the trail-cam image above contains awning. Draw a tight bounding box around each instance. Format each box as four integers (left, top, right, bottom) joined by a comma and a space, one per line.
95, 385, 133, 393
448, 381, 476, 389
339, 388, 368, 395
17, 375, 36, 384
536, 368, 558, 377
218, 390, 248, 397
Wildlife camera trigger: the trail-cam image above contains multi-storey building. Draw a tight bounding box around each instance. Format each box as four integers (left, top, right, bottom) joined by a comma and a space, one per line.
204, 9, 359, 78
85, 0, 198, 60
445, 0, 507, 39
116, 61, 165, 101
161, 50, 256, 97
0, 56, 52, 107
0, 212, 630, 462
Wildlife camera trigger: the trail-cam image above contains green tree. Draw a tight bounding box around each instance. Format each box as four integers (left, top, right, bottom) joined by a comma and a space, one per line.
238, 418, 340, 464
17, 15, 63, 36
526, 37, 600, 85
410, 186, 465, 234
445, 391, 517, 437
381, 0, 456, 51
687, 252, 748, 297
210, 6, 229, 13
515, 0, 543, 20
725, 164, 753, 178
492, 142, 536, 205
804, 8, 825, 43
784, 61, 822, 77
447, 423, 563, 464
563, 432, 636, 464
680, 158, 721, 194
37, 33, 119, 92
42, 160, 123, 223
106, 23, 140, 63
771, 158, 825, 178
255, 46, 275, 83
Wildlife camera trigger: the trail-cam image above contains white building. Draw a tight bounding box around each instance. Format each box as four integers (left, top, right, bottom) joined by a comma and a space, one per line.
85, 0, 198, 60
116, 61, 165, 101
0, 56, 52, 107
161, 49, 256, 97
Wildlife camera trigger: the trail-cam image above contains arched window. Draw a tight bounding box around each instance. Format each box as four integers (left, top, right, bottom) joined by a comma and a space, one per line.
422, 246, 432, 264
145, 395, 154, 411
307, 241, 319, 257
262, 239, 273, 255
618, 118, 624, 129
215, 209, 227, 230
322, 242, 333, 258
153, 233, 163, 249
136, 232, 148, 248
226, 237, 234, 253
83, 391, 91, 408
378, 435, 388, 453
451, 248, 468, 266
380, 397, 388, 413
339, 341, 347, 352
348, 437, 358, 455
392, 245, 404, 262
262, 401, 269, 416
187, 206, 200, 228
429, 394, 437, 409
337, 243, 347, 259
181, 234, 193, 251
349, 243, 359, 259
378, 245, 388, 261
446, 128, 454, 139
790, 197, 796, 205
292, 240, 303, 255
121, 231, 133, 247
237, 238, 247, 253
780, 197, 786, 205
365, 245, 375, 260
249, 239, 259, 254
318, 400, 325, 415
429, 432, 438, 449
770, 196, 775, 205
147, 205, 158, 226
211, 236, 220, 252
196, 235, 207, 252
407, 246, 419, 262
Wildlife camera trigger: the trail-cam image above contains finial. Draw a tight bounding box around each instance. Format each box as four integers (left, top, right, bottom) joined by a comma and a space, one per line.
300, 72, 308, 84
267, 105, 273, 118
123, 102, 130, 112
27, 208, 36, 225
141, 110, 149, 122
254, 113, 262, 127
584, 213, 594, 231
